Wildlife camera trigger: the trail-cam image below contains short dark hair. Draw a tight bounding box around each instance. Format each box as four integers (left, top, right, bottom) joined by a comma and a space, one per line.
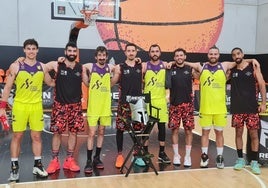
149, 44, 161, 52
65, 42, 77, 50
23, 39, 39, 49
173, 48, 186, 56
209, 45, 219, 51
125, 43, 137, 51
231, 47, 243, 54
95, 46, 108, 56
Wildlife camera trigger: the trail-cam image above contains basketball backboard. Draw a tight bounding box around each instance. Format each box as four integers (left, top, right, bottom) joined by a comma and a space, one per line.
51, 0, 120, 22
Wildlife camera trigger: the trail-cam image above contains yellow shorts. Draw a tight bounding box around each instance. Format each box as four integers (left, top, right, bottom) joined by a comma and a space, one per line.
12, 101, 44, 132
87, 116, 111, 126
199, 113, 227, 129
150, 98, 168, 123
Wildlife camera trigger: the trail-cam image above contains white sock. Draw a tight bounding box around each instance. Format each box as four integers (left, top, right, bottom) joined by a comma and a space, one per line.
185, 145, 192, 157
34, 156, 42, 160
173, 144, 179, 155
216, 147, 223, 155
201, 147, 208, 154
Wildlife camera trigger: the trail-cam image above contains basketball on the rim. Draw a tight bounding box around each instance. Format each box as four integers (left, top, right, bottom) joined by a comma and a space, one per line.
96, 0, 224, 52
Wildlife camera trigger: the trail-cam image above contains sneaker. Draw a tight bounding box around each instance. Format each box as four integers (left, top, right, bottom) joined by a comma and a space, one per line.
216, 155, 224, 169
63, 157, 80, 172
8, 163, 19, 181
200, 153, 209, 168
46, 158, 60, 174
135, 157, 146, 167
158, 151, 171, 164
184, 156, 192, 167
84, 160, 93, 174
93, 157, 104, 169
115, 154, 124, 168
233, 158, 246, 170
33, 161, 48, 177
173, 154, 181, 166
250, 160, 261, 175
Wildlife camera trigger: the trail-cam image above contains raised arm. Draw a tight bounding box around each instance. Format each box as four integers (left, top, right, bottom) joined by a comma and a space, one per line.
82, 63, 92, 87
184, 61, 203, 72
253, 63, 267, 113
41, 63, 55, 87
111, 64, 121, 87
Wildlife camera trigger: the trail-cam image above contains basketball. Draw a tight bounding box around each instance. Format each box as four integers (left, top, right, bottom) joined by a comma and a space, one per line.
96, 0, 224, 52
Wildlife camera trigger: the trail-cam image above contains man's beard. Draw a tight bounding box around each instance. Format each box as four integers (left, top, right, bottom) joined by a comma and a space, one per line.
235, 58, 243, 64
150, 55, 160, 61
65, 55, 77, 62
98, 59, 106, 65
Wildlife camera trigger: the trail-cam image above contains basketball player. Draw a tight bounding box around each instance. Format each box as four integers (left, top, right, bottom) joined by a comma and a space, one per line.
185, 46, 259, 169
112, 43, 145, 168
230, 47, 266, 175
45, 42, 84, 174
82, 46, 115, 174
166, 48, 196, 167
0, 39, 54, 181
142, 44, 171, 164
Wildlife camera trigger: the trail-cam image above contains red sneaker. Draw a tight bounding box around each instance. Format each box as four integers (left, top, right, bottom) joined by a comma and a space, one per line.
115, 154, 124, 168
46, 158, 60, 174
63, 157, 80, 172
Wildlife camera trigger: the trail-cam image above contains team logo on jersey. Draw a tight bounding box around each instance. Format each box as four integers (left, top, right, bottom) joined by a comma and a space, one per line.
21, 78, 33, 89
203, 76, 214, 86
91, 80, 103, 90
136, 69, 141, 73
245, 71, 252, 77
171, 71, 177, 75
37, 65, 41, 70
75, 72, 81, 77
184, 70, 190, 75
146, 77, 157, 86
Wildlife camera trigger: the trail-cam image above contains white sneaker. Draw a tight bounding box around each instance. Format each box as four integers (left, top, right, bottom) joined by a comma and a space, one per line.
33, 163, 48, 177
173, 154, 181, 166
184, 156, 192, 167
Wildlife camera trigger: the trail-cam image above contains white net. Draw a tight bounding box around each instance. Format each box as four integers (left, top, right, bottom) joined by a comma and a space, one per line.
81, 9, 99, 25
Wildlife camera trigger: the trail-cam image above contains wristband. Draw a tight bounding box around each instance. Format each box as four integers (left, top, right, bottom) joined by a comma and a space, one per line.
0, 100, 7, 109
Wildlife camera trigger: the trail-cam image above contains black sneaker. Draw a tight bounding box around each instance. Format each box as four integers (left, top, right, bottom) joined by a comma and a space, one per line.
158, 151, 171, 164
200, 153, 209, 168
84, 160, 93, 174
8, 162, 19, 181
216, 155, 224, 169
93, 157, 104, 169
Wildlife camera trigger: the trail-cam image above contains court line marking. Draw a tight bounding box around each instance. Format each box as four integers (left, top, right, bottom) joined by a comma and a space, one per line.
2, 167, 265, 187
242, 168, 266, 188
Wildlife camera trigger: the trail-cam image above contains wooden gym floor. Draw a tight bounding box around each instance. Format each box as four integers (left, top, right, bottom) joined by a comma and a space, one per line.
0, 116, 267, 188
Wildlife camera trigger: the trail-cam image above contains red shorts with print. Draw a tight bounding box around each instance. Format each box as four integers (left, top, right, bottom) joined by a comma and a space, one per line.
116, 103, 144, 131
168, 102, 194, 130
232, 113, 260, 130
50, 100, 84, 134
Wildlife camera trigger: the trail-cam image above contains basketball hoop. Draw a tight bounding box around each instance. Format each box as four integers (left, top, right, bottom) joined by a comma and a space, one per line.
80, 9, 99, 26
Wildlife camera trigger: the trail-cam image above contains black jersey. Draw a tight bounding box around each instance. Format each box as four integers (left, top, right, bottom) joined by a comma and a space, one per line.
167, 65, 193, 105
118, 62, 143, 103
230, 64, 258, 114
54, 62, 82, 104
